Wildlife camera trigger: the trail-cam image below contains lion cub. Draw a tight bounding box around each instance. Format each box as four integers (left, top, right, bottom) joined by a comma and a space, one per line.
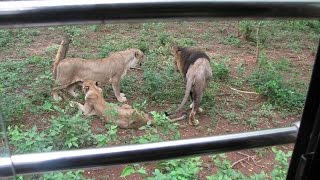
168, 46, 212, 126
72, 80, 152, 129
52, 37, 144, 102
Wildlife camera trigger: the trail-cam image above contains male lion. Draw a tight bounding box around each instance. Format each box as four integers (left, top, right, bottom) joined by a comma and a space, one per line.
72, 80, 153, 129
52, 37, 144, 102
168, 46, 212, 126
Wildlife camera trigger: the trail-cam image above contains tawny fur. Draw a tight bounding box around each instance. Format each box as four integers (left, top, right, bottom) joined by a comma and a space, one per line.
169, 46, 212, 126
72, 80, 152, 129
52, 36, 71, 79
52, 39, 144, 102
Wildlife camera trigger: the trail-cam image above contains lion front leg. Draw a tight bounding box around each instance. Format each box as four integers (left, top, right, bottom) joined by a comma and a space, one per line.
71, 101, 94, 117
111, 78, 127, 102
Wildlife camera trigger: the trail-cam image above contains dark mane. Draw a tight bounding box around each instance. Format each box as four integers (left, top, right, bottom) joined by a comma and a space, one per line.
179, 47, 210, 76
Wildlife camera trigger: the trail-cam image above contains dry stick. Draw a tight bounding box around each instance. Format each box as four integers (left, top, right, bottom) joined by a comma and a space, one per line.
232, 156, 253, 168
233, 152, 265, 168
130, 67, 143, 71
169, 114, 187, 122
256, 22, 262, 63
229, 86, 259, 95
236, 21, 240, 37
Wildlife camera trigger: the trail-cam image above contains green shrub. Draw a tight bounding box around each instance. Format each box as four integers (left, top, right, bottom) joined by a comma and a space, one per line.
212, 60, 230, 81
207, 154, 266, 180
223, 35, 241, 47
158, 31, 173, 46
0, 29, 13, 48
94, 125, 118, 147
250, 69, 305, 110
148, 157, 202, 180
143, 70, 165, 93
132, 112, 180, 144
249, 55, 305, 110
49, 111, 95, 149
41, 170, 86, 180
271, 147, 292, 180
175, 37, 196, 47
8, 126, 53, 154
239, 21, 254, 40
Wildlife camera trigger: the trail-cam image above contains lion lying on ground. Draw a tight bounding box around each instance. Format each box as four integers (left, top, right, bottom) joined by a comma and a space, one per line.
52, 36, 144, 102
167, 46, 212, 126
71, 80, 153, 129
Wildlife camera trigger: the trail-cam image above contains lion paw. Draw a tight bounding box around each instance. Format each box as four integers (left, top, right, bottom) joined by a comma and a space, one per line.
189, 103, 193, 109
53, 94, 62, 101
120, 93, 126, 98
71, 92, 79, 97
198, 107, 204, 113
69, 101, 76, 107
69, 101, 80, 108
189, 119, 199, 126
117, 96, 127, 102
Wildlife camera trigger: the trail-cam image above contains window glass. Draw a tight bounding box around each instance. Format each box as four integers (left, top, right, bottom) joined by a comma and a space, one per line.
0, 20, 318, 179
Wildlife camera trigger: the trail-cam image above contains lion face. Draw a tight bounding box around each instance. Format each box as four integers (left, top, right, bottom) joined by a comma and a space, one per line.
134, 49, 145, 66
82, 80, 102, 94
172, 46, 183, 73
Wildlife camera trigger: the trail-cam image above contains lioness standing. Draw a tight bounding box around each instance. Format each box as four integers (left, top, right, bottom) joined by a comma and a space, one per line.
169, 46, 212, 126
52, 37, 144, 102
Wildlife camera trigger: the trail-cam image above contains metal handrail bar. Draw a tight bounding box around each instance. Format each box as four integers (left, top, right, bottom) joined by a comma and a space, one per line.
0, 122, 299, 177
0, 0, 319, 28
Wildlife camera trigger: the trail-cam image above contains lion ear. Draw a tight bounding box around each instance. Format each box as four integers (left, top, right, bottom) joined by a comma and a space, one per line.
173, 46, 181, 54
95, 81, 100, 87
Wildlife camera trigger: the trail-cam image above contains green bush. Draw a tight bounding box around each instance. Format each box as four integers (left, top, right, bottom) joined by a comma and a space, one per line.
49, 111, 95, 149
158, 31, 173, 46
271, 148, 292, 180
8, 126, 52, 154
249, 55, 305, 110
250, 70, 305, 110
94, 125, 118, 147
132, 112, 180, 144
207, 154, 266, 180
0, 29, 13, 48
148, 157, 202, 180
41, 170, 86, 180
239, 21, 254, 40
223, 35, 241, 47
8, 108, 96, 153
175, 37, 196, 47
212, 60, 230, 81
143, 70, 165, 93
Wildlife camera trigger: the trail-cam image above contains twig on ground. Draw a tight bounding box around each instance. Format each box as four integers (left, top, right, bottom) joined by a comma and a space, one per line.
232, 152, 265, 168
130, 67, 143, 71
232, 155, 253, 168
229, 86, 259, 95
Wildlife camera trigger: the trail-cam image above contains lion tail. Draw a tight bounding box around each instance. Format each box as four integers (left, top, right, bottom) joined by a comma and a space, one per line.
172, 78, 193, 114
53, 36, 71, 79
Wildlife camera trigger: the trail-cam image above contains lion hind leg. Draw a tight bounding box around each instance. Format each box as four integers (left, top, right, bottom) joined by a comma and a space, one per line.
188, 90, 203, 126
188, 110, 199, 126
189, 92, 203, 114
